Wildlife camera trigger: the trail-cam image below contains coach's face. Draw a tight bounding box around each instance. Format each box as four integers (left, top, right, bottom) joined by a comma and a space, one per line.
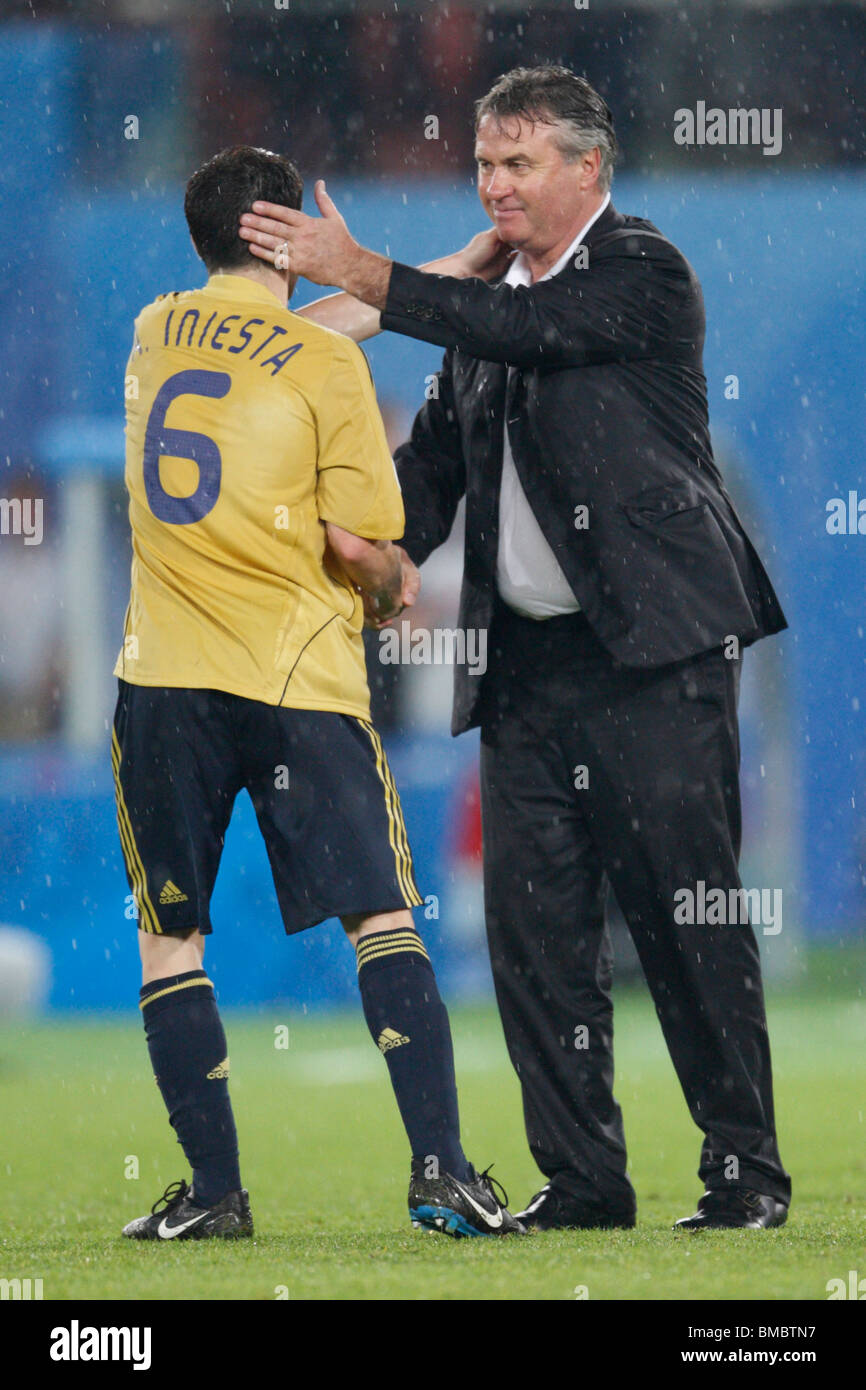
475, 114, 601, 263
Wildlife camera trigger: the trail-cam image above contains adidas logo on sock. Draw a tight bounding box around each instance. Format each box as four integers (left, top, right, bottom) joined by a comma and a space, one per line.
377, 1027, 410, 1053
159, 879, 189, 905
206, 1057, 230, 1080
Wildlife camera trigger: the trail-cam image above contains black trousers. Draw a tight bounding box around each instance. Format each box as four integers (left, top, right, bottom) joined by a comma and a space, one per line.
479, 603, 791, 1210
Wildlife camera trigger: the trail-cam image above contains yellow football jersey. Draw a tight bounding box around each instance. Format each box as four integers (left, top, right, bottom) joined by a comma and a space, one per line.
114, 274, 404, 717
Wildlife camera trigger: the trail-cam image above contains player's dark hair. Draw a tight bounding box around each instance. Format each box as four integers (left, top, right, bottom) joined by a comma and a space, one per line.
475, 65, 618, 191
184, 145, 303, 273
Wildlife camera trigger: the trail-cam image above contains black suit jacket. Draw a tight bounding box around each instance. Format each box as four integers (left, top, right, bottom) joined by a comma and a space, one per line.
382, 200, 787, 736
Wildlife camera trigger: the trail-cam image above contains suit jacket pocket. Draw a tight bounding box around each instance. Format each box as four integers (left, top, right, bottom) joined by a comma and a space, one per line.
614, 482, 757, 651
621, 481, 707, 526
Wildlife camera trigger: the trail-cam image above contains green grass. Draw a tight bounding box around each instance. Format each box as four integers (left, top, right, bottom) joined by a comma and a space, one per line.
2, 961, 864, 1300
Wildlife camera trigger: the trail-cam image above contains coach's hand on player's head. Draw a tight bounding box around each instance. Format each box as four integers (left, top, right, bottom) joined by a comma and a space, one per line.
239, 180, 357, 287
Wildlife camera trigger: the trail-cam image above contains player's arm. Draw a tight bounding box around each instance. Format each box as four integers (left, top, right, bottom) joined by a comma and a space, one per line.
325, 525, 419, 626
294, 292, 381, 344
293, 235, 508, 343
315, 336, 420, 625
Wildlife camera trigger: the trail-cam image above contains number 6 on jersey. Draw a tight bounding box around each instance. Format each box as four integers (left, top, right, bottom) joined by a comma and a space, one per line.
142, 368, 231, 524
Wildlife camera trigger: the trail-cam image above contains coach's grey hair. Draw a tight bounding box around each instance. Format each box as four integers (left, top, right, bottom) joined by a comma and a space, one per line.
474, 65, 618, 192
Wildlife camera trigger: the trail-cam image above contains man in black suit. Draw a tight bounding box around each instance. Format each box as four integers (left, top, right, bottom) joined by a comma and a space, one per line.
240, 65, 791, 1231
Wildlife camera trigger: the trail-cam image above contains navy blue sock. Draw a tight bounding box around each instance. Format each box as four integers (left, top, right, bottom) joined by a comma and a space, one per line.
355, 928, 470, 1182
140, 969, 241, 1208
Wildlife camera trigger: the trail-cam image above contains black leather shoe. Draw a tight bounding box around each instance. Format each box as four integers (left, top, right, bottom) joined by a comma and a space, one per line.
674, 1188, 788, 1231
516, 1183, 636, 1231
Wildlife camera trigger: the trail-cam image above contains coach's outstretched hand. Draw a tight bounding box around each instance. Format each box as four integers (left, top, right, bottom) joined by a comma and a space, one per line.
240, 182, 515, 306
240, 180, 359, 287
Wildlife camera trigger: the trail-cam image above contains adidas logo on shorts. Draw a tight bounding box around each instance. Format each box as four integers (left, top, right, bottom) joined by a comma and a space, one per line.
206, 1057, 230, 1080
159, 879, 189, 905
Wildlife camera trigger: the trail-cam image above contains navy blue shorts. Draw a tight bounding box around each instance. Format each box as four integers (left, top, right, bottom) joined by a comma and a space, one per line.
111, 680, 422, 936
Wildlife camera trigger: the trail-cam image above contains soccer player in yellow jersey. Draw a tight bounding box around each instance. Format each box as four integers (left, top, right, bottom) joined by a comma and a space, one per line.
114, 146, 521, 1241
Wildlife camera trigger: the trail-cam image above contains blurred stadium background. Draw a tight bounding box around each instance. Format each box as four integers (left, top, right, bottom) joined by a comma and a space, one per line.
1, 0, 864, 1019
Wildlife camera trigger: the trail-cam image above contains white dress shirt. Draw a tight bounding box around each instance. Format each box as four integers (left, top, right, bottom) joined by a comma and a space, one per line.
496, 192, 611, 619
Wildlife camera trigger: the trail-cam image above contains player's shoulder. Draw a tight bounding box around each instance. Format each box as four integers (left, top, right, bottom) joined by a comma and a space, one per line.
290, 315, 375, 384
133, 287, 198, 331
289, 313, 367, 362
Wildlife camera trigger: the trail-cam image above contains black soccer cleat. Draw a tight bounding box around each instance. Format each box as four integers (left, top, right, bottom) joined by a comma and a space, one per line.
515, 1183, 637, 1231
121, 1179, 254, 1241
674, 1188, 788, 1231
409, 1160, 525, 1238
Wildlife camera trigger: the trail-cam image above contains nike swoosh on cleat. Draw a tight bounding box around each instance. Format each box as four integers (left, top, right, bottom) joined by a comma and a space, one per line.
452, 1181, 504, 1230
157, 1210, 212, 1239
